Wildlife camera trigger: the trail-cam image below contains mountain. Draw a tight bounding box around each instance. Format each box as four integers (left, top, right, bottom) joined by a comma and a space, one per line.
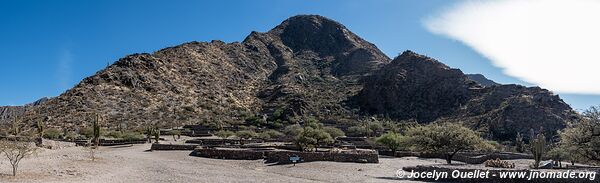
6, 15, 577, 140
0, 97, 49, 124
467, 74, 499, 87
357, 51, 578, 140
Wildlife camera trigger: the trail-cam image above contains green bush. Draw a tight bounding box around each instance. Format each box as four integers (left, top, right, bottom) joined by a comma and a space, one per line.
376, 132, 407, 152
43, 128, 62, 139
323, 126, 345, 138
215, 130, 235, 139
283, 124, 302, 138
236, 130, 258, 139
105, 130, 123, 139
80, 127, 94, 139
259, 130, 284, 140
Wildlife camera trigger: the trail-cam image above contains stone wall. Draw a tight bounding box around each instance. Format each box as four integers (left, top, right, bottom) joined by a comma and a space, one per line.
381, 151, 533, 164
190, 148, 266, 160
190, 148, 379, 164
150, 143, 198, 151
264, 150, 379, 164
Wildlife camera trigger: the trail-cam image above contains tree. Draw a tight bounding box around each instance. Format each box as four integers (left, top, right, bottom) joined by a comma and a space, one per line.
405, 123, 486, 164
323, 126, 345, 138
295, 126, 333, 151
376, 132, 407, 154
559, 106, 600, 165
0, 140, 37, 176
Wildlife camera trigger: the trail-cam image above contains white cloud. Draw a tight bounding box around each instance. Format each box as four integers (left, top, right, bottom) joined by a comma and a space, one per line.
424, 0, 600, 94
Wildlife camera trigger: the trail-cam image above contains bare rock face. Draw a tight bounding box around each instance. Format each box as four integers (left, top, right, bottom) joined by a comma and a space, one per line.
356, 51, 578, 140
0, 97, 48, 124
10, 15, 577, 140
467, 74, 499, 87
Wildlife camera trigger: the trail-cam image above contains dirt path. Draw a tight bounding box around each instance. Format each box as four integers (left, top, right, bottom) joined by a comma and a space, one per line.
0, 143, 436, 183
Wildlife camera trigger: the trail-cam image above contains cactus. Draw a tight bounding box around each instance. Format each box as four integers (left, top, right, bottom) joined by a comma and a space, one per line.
36, 120, 45, 138
515, 132, 525, 153
92, 113, 101, 148
529, 129, 546, 169
153, 127, 160, 143
145, 127, 153, 143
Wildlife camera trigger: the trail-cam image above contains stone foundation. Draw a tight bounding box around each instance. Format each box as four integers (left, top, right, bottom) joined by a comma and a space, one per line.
190, 147, 379, 164
150, 143, 198, 151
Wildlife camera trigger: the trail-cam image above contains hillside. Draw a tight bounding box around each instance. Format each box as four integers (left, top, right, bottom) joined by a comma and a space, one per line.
6, 15, 578, 140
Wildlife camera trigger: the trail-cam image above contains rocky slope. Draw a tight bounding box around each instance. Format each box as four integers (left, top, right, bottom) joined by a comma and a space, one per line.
357, 51, 578, 140
0, 97, 48, 124
10, 15, 577, 140
15, 15, 389, 131
467, 74, 499, 87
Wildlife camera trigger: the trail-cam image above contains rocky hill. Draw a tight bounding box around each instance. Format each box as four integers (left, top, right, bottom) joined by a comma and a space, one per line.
8, 15, 578, 140
357, 51, 578, 140
0, 97, 49, 124
467, 74, 499, 87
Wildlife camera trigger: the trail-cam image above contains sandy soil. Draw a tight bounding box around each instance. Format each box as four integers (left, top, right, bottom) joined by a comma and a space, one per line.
0, 140, 447, 183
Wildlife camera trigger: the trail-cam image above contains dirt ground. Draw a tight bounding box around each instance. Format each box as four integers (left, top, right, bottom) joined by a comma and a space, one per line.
0, 140, 449, 183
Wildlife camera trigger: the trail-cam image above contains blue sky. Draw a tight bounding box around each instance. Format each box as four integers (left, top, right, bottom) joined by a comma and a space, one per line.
0, 0, 598, 110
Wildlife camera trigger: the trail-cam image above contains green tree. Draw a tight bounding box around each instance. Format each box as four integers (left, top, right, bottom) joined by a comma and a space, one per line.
405, 123, 486, 164
559, 106, 600, 165
376, 132, 407, 153
295, 126, 333, 151
323, 126, 345, 138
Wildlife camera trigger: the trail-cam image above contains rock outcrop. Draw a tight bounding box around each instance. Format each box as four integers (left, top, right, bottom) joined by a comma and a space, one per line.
356, 51, 577, 140
467, 74, 499, 87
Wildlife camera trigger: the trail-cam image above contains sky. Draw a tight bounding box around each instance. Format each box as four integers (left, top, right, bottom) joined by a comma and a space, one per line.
0, 0, 598, 111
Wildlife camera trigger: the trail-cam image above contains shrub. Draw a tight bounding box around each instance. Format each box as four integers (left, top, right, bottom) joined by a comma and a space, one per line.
43, 128, 62, 139
105, 130, 123, 139
236, 130, 257, 145
323, 126, 345, 138
484, 158, 515, 168
376, 132, 407, 152
283, 124, 302, 138
80, 127, 94, 139
346, 126, 367, 137
215, 130, 235, 139
259, 130, 284, 140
